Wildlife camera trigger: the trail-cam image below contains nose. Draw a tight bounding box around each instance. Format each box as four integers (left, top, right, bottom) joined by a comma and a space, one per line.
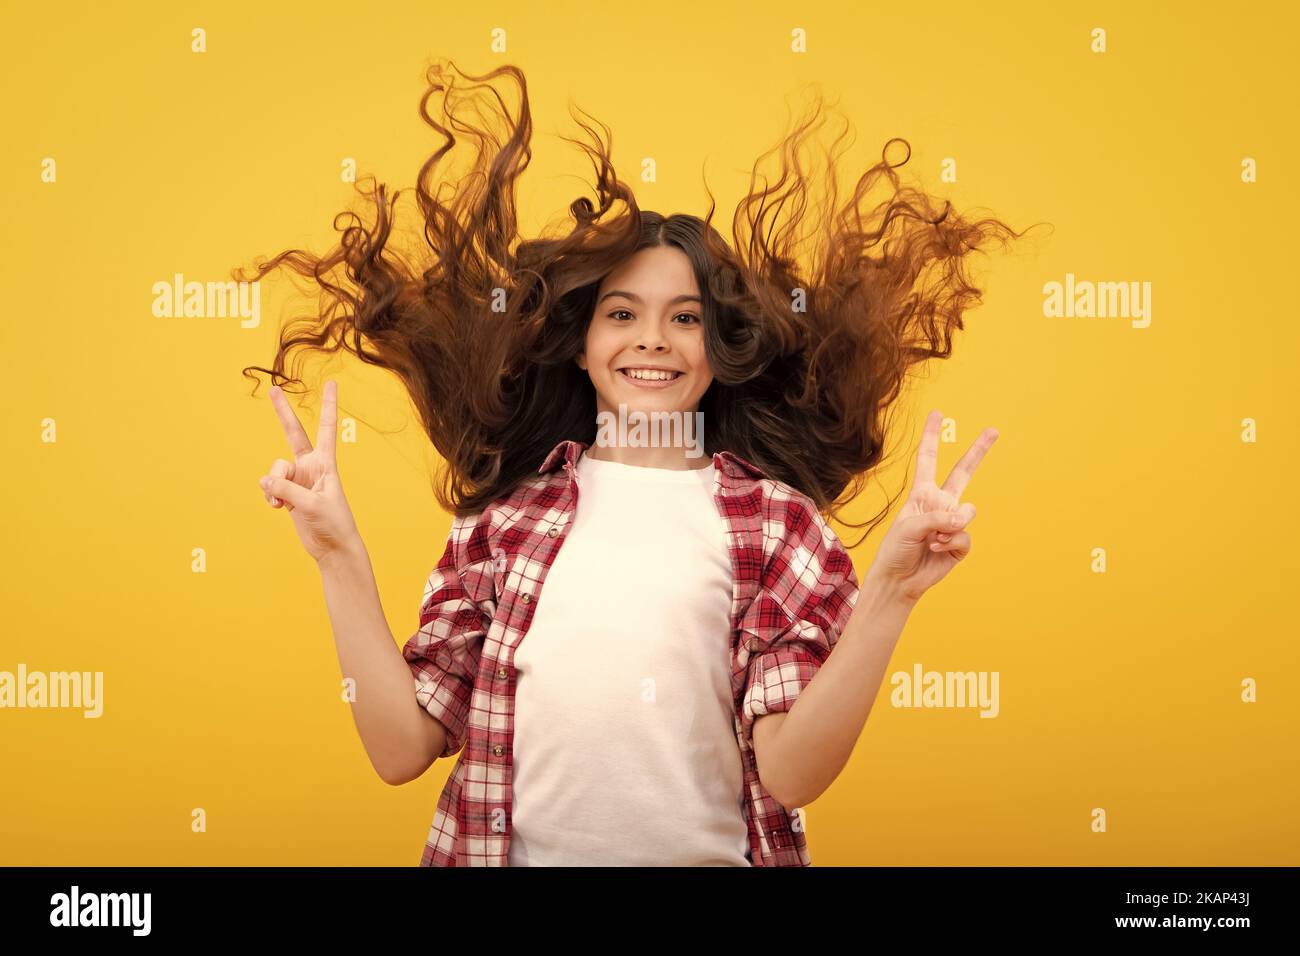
636, 321, 668, 352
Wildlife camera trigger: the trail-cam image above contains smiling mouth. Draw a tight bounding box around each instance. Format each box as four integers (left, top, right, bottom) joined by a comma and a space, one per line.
618, 368, 683, 382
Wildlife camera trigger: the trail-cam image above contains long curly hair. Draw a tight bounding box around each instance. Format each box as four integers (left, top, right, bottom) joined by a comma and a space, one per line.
239, 59, 1036, 547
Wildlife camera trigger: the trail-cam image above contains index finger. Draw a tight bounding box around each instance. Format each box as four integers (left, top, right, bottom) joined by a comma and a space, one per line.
269, 384, 314, 458
940, 426, 999, 499
913, 410, 943, 488
316, 380, 338, 462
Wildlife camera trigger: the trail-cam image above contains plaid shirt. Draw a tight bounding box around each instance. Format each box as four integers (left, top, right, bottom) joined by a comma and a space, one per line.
402, 438, 860, 866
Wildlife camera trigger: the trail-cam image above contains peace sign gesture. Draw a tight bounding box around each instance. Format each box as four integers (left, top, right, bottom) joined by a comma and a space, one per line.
868, 410, 999, 603
257, 380, 363, 566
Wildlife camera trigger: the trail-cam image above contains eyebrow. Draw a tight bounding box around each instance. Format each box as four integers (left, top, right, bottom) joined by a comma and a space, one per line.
598, 290, 702, 306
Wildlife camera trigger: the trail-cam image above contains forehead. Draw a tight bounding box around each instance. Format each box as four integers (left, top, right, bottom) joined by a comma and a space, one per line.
598, 245, 699, 294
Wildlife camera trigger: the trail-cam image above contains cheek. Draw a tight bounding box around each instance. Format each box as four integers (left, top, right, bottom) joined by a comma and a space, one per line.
583, 327, 616, 370
687, 341, 712, 378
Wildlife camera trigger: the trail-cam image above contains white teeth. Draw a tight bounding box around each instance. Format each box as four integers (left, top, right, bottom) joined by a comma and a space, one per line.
622, 368, 680, 381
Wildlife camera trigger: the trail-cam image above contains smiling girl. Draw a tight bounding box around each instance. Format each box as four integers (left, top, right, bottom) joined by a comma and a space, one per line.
242, 60, 1024, 866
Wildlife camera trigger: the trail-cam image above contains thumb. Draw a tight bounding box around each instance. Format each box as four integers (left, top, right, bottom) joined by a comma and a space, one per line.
898, 506, 972, 542
264, 475, 314, 512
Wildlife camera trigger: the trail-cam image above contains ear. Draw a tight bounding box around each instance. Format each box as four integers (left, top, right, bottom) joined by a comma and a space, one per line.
575, 351, 587, 371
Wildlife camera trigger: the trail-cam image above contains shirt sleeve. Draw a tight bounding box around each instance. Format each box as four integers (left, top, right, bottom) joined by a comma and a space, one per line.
401, 512, 493, 759
738, 493, 860, 742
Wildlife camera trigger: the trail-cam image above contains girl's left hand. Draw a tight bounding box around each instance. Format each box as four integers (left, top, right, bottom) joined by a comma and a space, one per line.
868, 410, 999, 603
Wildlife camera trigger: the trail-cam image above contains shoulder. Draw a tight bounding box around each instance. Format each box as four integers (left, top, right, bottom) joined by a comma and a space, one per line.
733, 473, 860, 648
760, 477, 836, 541
712, 447, 852, 563
735, 470, 854, 570
713, 450, 840, 544
446, 466, 566, 553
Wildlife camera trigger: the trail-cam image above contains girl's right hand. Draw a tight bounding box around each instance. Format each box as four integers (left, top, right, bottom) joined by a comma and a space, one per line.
257, 380, 364, 566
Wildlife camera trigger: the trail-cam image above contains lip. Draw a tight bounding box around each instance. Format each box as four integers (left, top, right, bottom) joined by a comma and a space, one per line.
617, 367, 684, 389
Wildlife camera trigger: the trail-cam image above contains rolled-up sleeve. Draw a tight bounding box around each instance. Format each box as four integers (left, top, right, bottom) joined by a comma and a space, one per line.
739, 495, 859, 741
401, 513, 491, 759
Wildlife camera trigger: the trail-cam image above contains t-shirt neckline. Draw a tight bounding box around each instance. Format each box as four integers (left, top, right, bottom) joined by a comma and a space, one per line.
577, 453, 715, 483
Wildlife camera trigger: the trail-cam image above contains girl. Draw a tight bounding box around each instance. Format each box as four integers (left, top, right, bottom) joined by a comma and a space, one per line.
243, 61, 1022, 866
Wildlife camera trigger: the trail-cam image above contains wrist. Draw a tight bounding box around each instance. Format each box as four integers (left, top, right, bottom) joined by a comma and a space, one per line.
863, 562, 920, 611
317, 538, 369, 576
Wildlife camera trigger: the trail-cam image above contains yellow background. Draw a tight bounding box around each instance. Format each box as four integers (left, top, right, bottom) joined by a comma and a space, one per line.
2, 0, 1296, 865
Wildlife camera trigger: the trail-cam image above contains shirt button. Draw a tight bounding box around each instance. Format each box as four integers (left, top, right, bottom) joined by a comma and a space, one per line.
521, 593, 531, 604
496, 666, 508, 679
546, 526, 559, 538
492, 744, 505, 757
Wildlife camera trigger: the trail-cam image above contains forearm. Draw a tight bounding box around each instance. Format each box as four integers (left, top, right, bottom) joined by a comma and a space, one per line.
317, 544, 444, 785
763, 565, 916, 809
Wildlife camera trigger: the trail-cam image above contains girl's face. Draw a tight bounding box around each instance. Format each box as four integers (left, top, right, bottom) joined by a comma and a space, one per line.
577, 245, 714, 420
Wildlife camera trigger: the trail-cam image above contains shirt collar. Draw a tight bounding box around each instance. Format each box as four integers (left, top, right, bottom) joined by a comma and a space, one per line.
537, 438, 767, 481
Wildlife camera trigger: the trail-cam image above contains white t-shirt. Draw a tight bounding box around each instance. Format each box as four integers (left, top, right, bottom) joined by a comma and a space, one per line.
506, 453, 750, 866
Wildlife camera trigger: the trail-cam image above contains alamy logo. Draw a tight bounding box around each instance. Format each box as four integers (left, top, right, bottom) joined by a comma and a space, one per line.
594, 404, 705, 458
1043, 272, 1151, 328
151, 273, 261, 328
0, 664, 103, 717
890, 663, 1000, 718
49, 885, 151, 936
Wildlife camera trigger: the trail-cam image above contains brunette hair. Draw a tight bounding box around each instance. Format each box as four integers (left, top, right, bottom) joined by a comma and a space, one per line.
239, 59, 1038, 547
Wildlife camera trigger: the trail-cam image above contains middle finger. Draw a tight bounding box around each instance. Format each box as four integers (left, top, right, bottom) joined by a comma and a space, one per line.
269, 385, 314, 458
941, 427, 998, 499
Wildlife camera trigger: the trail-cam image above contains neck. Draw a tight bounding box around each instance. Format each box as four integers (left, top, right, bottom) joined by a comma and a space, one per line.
584, 444, 711, 470
588, 404, 709, 469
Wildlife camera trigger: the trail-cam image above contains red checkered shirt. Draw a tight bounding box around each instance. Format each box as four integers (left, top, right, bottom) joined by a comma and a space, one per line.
402, 438, 860, 866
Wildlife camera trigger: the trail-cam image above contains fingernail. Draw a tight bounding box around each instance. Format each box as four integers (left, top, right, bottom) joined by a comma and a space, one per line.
951, 514, 963, 527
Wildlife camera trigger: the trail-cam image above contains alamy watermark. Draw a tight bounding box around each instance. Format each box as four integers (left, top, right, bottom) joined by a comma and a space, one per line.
151, 273, 260, 328
1, 664, 103, 717
890, 662, 1000, 718
50, 885, 150, 935
594, 403, 705, 458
